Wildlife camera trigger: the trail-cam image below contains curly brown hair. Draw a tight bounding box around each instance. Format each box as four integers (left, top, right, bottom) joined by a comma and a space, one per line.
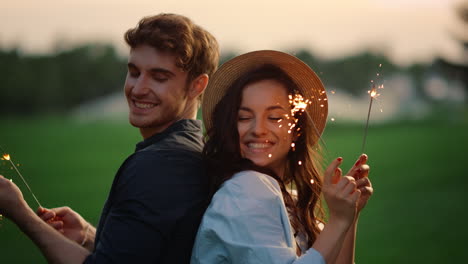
203, 64, 325, 252
124, 13, 219, 83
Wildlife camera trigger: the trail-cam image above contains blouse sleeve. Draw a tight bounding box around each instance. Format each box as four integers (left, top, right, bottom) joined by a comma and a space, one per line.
191, 171, 325, 264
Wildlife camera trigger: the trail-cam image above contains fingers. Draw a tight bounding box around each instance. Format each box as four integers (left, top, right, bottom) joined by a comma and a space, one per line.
359, 186, 373, 196
353, 164, 370, 181
51, 206, 73, 218
356, 176, 372, 189
324, 157, 343, 185
357, 179, 373, 195
49, 220, 64, 230
350, 189, 361, 203
38, 209, 56, 222
333, 168, 342, 185
346, 154, 368, 179
340, 176, 357, 194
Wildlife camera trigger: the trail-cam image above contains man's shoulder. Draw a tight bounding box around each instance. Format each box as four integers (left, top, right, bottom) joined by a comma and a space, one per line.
142, 126, 204, 156
119, 134, 204, 185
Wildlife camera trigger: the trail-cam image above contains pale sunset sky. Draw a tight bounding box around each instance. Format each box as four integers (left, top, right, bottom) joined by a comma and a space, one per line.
1, 0, 466, 65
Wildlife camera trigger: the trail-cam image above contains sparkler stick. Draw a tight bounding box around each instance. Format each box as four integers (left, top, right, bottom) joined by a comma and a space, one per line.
361, 85, 377, 153
360, 63, 384, 154
0, 145, 42, 208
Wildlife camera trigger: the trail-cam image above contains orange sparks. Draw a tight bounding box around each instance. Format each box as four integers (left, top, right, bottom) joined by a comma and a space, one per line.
268, 154, 272, 158
368, 87, 379, 98
310, 179, 314, 184
298, 161, 302, 165
331, 90, 336, 94
331, 117, 335, 122
291, 143, 295, 148
289, 93, 309, 116
2, 154, 10, 161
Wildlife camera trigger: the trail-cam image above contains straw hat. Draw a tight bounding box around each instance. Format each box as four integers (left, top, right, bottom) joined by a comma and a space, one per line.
202, 50, 328, 138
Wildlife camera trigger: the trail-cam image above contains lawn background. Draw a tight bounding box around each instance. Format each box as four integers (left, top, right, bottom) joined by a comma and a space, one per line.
0, 115, 466, 263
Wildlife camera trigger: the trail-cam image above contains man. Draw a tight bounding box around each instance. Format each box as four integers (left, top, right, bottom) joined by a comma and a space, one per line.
0, 13, 219, 263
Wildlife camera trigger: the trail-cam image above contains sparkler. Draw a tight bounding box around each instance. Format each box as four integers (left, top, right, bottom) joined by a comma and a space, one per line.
0, 145, 42, 208
361, 85, 377, 153
361, 64, 384, 153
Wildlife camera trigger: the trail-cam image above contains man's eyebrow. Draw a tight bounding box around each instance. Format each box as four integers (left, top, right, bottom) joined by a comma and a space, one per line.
149, 67, 175, 77
127, 63, 175, 77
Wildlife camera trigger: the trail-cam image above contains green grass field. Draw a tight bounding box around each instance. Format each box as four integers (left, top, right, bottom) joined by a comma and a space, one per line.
0, 116, 466, 263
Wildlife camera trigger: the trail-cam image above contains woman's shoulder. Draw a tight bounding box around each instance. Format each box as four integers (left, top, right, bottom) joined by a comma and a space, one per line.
206, 170, 285, 220
216, 170, 282, 200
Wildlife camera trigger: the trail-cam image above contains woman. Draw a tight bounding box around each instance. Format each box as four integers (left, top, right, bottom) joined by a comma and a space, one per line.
191, 50, 373, 264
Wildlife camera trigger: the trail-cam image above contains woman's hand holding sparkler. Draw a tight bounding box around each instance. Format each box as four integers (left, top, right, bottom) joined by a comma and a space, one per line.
312, 158, 362, 264
323, 157, 361, 228
37, 206, 95, 250
345, 154, 374, 213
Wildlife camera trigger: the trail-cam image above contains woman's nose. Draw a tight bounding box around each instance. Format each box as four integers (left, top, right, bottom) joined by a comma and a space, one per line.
251, 119, 268, 136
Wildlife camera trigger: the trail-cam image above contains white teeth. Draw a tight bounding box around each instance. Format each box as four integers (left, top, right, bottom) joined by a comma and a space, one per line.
248, 143, 271, 149
135, 102, 155, 109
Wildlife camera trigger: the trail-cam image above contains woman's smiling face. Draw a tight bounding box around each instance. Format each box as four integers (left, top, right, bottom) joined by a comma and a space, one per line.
237, 79, 294, 176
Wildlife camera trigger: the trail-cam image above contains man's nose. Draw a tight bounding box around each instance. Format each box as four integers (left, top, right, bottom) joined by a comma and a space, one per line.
132, 75, 150, 96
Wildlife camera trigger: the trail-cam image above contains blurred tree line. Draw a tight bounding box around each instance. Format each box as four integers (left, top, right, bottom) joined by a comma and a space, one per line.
1, 44, 438, 116
434, 2, 468, 94
0, 44, 127, 115
1, 3, 466, 116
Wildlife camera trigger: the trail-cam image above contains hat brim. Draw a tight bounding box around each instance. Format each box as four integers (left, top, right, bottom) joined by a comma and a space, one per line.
202, 50, 328, 140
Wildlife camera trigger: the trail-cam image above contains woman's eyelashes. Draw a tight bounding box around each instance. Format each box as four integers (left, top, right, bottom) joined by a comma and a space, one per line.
268, 117, 283, 122
238, 115, 252, 122
237, 114, 287, 123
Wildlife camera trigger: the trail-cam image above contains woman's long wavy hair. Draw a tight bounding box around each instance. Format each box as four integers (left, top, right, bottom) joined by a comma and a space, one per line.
203, 64, 325, 252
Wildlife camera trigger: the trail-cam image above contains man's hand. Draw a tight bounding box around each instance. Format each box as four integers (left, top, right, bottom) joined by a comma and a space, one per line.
0, 175, 29, 220
37, 206, 92, 246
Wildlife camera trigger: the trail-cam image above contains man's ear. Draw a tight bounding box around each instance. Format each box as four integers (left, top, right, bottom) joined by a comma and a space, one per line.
188, 74, 209, 99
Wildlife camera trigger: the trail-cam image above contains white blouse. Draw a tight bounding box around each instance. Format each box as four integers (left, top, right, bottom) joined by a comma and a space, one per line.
191, 170, 325, 264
